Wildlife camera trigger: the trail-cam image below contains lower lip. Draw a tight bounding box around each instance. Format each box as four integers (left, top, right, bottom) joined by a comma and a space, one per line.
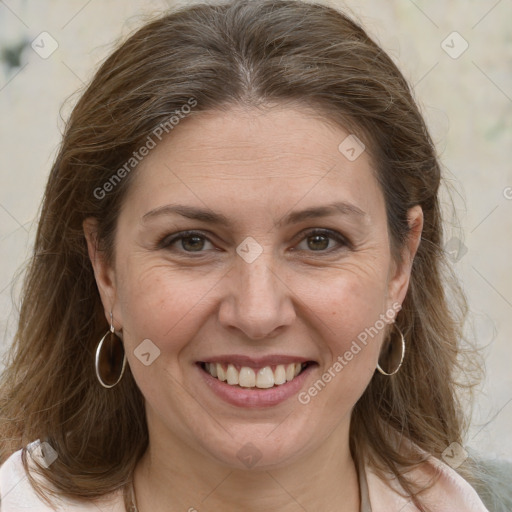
196, 363, 317, 408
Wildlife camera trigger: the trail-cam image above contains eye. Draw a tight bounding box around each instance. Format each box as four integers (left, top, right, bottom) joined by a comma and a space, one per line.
158, 230, 215, 254
157, 228, 350, 256
294, 229, 349, 253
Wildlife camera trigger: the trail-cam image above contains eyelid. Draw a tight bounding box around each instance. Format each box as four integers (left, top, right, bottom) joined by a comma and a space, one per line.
294, 228, 352, 251
156, 230, 216, 251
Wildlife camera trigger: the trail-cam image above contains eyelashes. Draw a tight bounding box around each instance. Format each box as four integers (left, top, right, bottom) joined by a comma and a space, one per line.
156, 228, 352, 256
293, 228, 350, 253
159, 230, 216, 253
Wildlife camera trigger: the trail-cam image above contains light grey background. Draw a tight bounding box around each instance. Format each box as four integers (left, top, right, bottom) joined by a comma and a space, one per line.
1, 0, 511, 460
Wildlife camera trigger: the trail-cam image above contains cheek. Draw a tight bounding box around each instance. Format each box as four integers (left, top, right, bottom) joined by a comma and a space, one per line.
114, 259, 216, 355
295, 265, 389, 400
115, 263, 212, 402
115, 246, 390, 382
297, 259, 390, 338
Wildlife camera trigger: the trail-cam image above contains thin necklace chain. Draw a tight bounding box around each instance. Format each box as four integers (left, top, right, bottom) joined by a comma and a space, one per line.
124, 460, 369, 512
123, 481, 138, 512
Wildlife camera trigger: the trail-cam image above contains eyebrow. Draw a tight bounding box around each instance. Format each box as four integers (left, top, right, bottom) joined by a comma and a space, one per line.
142, 201, 366, 227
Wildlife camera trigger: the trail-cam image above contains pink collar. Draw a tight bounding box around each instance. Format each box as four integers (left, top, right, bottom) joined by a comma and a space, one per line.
362, 453, 489, 512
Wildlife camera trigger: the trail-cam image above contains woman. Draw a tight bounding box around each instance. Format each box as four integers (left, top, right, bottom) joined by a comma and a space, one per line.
0, 0, 504, 510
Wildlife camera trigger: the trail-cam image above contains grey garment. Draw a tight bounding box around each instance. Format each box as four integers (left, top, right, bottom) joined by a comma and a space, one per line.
357, 457, 372, 512
471, 458, 512, 512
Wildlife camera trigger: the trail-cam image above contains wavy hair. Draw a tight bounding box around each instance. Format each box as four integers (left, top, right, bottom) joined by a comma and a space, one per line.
0, 1, 482, 509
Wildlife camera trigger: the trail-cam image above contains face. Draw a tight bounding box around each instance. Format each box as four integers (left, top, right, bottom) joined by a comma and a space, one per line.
85, 106, 422, 470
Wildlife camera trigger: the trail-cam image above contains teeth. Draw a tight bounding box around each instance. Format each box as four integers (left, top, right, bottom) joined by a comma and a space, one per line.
274, 364, 286, 385
256, 367, 274, 388
204, 362, 306, 389
217, 364, 226, 382
226, 364, 239, 385
239, 367, 256, 387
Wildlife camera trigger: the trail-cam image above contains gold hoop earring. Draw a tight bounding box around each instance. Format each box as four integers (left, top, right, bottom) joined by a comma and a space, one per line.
95, 311, 126, 388
377, 323, 405, 376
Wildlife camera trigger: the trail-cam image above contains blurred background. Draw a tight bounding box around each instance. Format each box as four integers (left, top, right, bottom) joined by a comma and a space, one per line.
1, 0, 511, 460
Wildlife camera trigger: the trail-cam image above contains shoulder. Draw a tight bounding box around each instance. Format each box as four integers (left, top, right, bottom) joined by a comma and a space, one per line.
365, 453, 491, 512
1, 447, 59, 511
0, 442, 125, 512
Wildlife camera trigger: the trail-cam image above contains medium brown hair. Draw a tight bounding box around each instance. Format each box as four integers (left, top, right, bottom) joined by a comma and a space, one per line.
0, 0, 480, 509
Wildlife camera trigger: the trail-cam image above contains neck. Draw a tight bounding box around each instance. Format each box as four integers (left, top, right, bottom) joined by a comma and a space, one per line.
133, 413, 360, 512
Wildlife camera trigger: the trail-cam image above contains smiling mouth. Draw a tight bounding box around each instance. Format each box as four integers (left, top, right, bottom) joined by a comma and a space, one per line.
198, 361, 316, 389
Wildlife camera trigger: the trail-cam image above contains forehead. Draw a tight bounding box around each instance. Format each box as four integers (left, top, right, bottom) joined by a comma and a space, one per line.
121, 106, 383, 224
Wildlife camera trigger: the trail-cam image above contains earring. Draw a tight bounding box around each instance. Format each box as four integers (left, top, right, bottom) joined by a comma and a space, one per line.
376, 323, 405, 376
95, 311, 127, 388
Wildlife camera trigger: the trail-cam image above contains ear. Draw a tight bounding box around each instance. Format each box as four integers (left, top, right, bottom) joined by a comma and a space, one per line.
386, 205, 423, 310
83, 217, 117, 325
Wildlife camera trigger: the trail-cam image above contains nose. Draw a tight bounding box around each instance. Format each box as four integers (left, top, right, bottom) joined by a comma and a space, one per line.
218, 249, 296, 340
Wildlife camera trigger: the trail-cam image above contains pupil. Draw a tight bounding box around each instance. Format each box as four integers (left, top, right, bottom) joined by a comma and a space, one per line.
183, 236, 204, 251
308, 235, 328, 251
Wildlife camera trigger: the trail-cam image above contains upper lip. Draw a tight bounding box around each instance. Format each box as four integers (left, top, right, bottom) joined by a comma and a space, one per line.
198, 355, 316, 368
